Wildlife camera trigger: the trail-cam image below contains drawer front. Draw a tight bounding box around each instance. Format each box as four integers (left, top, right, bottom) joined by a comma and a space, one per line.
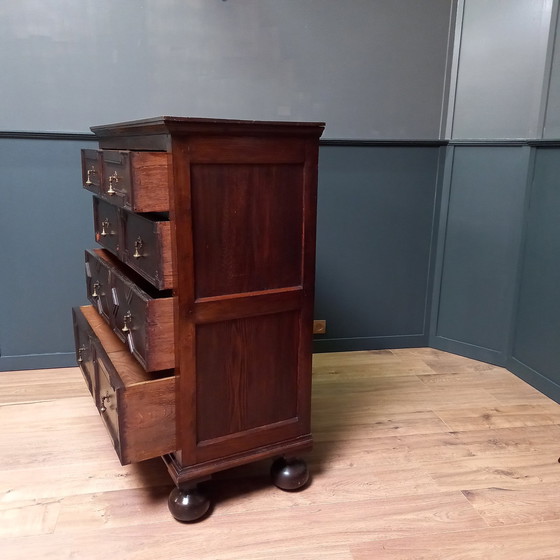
101, 150, 132, 207
92, 199, 172, 290
86, 249, 175, 371
73, 306, 176, 465
93, 197, 121, 257
97, 358, 120, 452
100, 150, 170, 213
111, 276, 174, 371
121, 211, 173, 290
85, 250, 113, 323
81, 149, 102, 196
111, 276, 149, 354
73, 309, 96, 397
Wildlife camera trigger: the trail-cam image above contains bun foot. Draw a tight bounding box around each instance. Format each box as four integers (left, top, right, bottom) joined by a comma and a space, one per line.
271, 457, 309, 491
168, 485, 210, 522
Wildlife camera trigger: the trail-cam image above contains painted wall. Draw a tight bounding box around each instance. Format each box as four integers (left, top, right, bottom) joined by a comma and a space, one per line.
509, 146, 560, 402
449, 0, 553, 139
0, 1, 455, 370
544, 4, 560, 137
0, 0, 454, 139
430, 145, 529, 364
314, 145, 443, 352
3, 0, 560, 409
0, 138, 444, 370
431, 1, 560, 404
0, 138, 95, 369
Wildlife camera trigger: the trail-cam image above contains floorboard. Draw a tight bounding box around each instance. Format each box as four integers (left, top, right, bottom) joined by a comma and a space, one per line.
1, 348, 559, 559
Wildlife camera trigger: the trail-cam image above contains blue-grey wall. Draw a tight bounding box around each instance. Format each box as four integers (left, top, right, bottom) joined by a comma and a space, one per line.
428, 0, 560, 405
448, 0, 553, 139
0, 0, 454, 139
543, 2, 560, 137
3, 0, 560, 409
0, 0, 456, 371
0, 138, 95, 370
508, 145, 560, 402
314, 144, 444, 352
430, 145, 529, 365
0, 137, 445, 370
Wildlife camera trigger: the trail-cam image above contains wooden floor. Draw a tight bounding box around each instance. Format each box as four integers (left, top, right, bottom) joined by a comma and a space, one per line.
2, 348, 560, 559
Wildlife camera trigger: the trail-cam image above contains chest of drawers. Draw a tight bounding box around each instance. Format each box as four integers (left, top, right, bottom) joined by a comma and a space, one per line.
73, 116, 324, 521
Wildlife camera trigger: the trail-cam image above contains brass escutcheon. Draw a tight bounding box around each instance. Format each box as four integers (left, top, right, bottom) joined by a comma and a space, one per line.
91, 280, 100, 298
133, 237, 143, 258
107, 171, 119, 195
85, 167, 96, 186
77, 346, 86, 363
122, 310, 132, 333
100, 393, 110, 413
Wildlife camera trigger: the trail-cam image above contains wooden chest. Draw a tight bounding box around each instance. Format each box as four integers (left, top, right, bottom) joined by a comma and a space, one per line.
73, 116, 324, 521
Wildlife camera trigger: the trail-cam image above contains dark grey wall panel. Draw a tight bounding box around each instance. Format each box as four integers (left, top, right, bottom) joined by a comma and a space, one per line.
0, 0, 454, 139
314, 145, 443, 352
0, 138, 94, 370
0, 140, 442, 367
509, 147, 560, 401
431, 145, 528, 363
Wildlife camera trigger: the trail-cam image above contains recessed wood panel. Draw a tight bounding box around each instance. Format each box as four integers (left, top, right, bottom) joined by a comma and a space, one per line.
121, 210, 173, 290
191, 164, 304, 298
195, 311, 300, 444
93, 196, 121, 256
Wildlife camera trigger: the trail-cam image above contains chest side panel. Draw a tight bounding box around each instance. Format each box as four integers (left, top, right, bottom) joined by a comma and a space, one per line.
172, 134, 318, 464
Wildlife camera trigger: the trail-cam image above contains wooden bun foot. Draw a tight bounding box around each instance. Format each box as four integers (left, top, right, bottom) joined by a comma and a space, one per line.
271, 457, 309, 491
168, 485, 210, 522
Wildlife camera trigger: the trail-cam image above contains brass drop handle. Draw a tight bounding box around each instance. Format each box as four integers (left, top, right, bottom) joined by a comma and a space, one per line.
85, 167, 97, 186
122, 310, 132, 333
77, 346, 86, 363
91, 280, 100, 298
107, 171, 119, 195
100, 219, 110, 237
100, 393, 110, 413
133, 237, 143, 258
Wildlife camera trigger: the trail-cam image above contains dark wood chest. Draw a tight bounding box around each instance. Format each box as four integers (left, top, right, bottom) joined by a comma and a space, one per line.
73, 116, 324, 521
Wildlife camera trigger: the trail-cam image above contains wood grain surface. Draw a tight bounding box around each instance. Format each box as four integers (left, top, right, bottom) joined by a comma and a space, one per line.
1, 348, 559, 559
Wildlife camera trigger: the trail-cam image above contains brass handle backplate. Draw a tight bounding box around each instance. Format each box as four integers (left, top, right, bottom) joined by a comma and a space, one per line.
85, 167, 97, 186
91, 280, 100, 298
100, 393, 110, 413
133, 237, 143, 258
77, 346, 86, 363
107, 171, 119, 195
100, 219, 110, 237
122, 310, 132, 333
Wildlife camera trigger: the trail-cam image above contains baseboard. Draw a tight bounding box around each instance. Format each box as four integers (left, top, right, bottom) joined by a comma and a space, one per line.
0, 352, 77, 372
313, 334, 428, 353
429, 335, 506, 367
507, 357, 560, 403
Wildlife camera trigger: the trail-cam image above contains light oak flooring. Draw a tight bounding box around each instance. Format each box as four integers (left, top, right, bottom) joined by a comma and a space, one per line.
1, 348, 560, 559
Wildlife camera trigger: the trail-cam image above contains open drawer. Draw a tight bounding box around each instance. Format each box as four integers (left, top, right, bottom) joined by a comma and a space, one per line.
92, 196, 173, 290
85, 248, 175, 372
81, 149, 171, 213
73, 305, 176, 465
